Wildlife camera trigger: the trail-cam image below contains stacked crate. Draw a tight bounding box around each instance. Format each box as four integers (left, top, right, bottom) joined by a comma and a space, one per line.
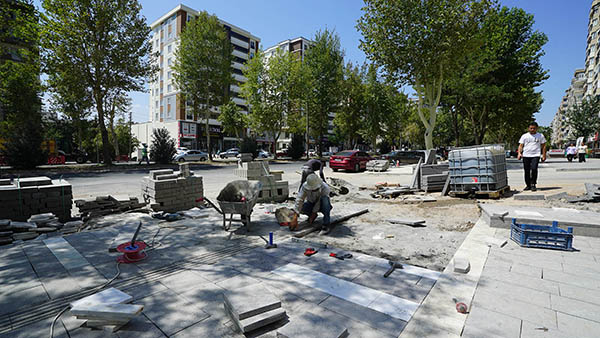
233, 161, 289, 203
420, 164, 449, 192
0, 177, 72, 222
141, 164, 204, 212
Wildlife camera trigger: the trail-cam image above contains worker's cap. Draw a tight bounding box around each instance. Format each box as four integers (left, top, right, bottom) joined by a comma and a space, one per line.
306, 173, 321, 190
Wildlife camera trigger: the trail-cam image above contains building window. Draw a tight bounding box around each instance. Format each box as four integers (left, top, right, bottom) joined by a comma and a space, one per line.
155, 113, 159, 120
250, 41, 255, 49
168, 71, 172, 79
594, 19, 599, 27
167, 58, 172, 66
155, 101, 158, 108
168, 45, 172, 53
167, 84, 172, 92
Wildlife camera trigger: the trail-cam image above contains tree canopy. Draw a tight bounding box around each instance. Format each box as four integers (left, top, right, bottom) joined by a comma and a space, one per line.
566, 96, 600, 140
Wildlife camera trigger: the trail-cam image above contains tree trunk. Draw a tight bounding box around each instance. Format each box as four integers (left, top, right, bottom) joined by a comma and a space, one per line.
95, 92, 112, 165
108, 106, 119, 157
205, 107, 212, 161
77, 118, 83, 150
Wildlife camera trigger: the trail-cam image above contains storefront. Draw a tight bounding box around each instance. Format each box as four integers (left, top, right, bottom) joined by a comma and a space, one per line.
198, 124, 223, 153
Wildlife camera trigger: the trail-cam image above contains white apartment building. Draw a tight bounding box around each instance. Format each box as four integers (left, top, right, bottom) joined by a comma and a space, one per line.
551, 69, 586, 146
133, 4, 260, 152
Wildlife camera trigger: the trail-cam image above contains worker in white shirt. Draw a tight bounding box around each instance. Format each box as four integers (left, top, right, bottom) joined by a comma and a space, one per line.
291, 173, 332, 235
517, 122, 546, 192
578, 143, 588, 163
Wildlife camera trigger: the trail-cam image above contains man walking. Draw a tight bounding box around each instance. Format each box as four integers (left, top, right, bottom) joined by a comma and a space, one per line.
578, 142, 588, 163
138, 143, 150, 165
517, 122, 546, 191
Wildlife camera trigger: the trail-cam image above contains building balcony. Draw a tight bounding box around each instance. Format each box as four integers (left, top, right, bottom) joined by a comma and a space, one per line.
233, 73, 247, 82
232, 49, 248, 60
231, 36, 249, 49
230, 84, 241, 93
232, 97, 246, 106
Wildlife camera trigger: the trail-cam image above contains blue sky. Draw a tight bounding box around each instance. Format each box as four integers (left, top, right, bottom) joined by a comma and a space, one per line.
34, 1, 591, 126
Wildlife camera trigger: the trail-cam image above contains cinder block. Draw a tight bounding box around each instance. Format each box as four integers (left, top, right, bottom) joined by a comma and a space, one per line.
150, 169, 174, 180
453, 258, 471, 274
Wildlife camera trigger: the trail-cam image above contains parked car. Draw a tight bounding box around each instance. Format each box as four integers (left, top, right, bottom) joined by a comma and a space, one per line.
381, 150, 426, 164
257, 150, 271, 158
219, 148, 240, 159
308, 149, 317, 157
176, 147, 189, 154
547, 149, 565, 158
276, 148, 289, 157
329, 150, 372, 172
173, 150, 208, 162
57, 149, 88, 164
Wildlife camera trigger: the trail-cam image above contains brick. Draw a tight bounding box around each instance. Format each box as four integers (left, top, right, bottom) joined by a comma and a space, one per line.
453, 258, 470, 273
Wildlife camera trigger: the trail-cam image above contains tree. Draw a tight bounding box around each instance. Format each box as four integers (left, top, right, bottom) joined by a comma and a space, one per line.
218, 99, 248, 140
360, 63, 392, 149
566, 96, 600, 141
150, 127, 176, 164
105, 92, 131, 157
0, 0, 45, 168
173, 11, 232, 161
304, 29, 344, 156
335, 62, 365, 149
287, 134, 305, 160
241, 49, 304, 157
41, 0, 155, 166
443, 6, 548, 145
358, 0, 494, 149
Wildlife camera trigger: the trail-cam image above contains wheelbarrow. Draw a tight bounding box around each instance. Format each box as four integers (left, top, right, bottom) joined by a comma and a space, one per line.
217, 193, 259, 231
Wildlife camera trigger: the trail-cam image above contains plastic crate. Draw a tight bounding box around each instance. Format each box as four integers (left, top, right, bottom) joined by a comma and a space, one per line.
510, 219, 574, 251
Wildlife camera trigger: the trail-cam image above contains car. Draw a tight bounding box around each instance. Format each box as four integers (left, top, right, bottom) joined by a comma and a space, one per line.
257, 150, 271, 158
308, 149, 317, 157
382, 150, 426, 164
219, 148, 240, 159
329, 150, 372, 172
173, 150, 208, 162
176, 147, 189, 154
58, 149, 88, 164
276, 148, 289, 157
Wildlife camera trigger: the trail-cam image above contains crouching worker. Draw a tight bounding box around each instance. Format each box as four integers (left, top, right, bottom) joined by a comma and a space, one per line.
291, 173, 332, 235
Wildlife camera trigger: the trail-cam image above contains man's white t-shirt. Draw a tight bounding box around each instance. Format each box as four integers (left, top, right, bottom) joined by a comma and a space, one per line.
519, 132, 546, 157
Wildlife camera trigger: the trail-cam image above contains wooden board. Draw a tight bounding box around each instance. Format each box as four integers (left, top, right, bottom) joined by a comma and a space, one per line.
293, 209, 369, 238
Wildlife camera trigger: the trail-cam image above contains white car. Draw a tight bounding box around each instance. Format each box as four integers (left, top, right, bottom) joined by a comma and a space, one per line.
173, 150, 208, 162
257, 150, 271, 158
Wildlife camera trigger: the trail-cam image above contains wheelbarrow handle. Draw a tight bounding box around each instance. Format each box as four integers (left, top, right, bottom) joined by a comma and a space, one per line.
199, 197, 222, 215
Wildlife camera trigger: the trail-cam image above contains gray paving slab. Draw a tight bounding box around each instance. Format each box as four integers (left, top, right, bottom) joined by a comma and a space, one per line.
472, 289, 557, 329
224, 284, 281, 320
93, 261, 142, 281
0, 284, 49, 316
158, 269, 210, 294
116, 315, 166, 338
171, 318, 239, 338
139, 288, 210, 336
187, 263, 241, 283
462, 306, 521, 338
121, 280, 170, 301
558, 283, 600, 306
319, 295, 406, 337
476, 276, 551, 308
179, 282, 227, 310
44, 237, 92, 271
543, 268, 600, 291
480, 265, 560, 295
551, 294, 600, 323
488, 248, 564, 272
556, 312, 600, 338
260, 272, 332, 305
416, 276, 437, 289
510, 262, 542, 278
0, 262, 42, 295
276, 311, 348, 338
0, 316, 68, 338
0, 246, 27, 269
216, 274, 263, 291
28, 253, 68, 278
68, 265, 108, 289
39, 271, 83, 299
351, 270, 430, 303
520, 321, 568, 338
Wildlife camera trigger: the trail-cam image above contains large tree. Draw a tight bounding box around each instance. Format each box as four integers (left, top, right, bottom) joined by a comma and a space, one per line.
335, 62, 365, 149
172, 11, 232, 160
358, 0, 494, 149
304, 29, 344, 156
41, 0, 155, 165
443, 6, 548, 145
566, 96, 600, 141
241, 49, 305, 157
218, 99, 248, 140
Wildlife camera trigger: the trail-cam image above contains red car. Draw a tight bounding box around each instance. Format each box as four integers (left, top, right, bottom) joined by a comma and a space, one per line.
329, 150, 372, 172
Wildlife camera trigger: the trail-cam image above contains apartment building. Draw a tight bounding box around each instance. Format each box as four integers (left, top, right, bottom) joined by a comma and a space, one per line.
585, 0, 600, 97
133, 4, 260, 152
263, 37, 336, 151
551, 69, 586, 146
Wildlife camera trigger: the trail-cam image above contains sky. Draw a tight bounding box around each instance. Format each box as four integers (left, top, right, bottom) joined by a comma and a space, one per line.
33, 0, 592, 126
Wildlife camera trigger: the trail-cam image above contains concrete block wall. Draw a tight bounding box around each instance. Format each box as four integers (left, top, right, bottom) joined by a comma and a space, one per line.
0, 177, 72, 222
233, 161, 289, 203
141, 166, 204, 212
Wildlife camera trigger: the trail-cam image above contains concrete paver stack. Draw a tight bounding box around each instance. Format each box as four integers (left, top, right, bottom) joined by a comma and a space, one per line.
233, 161, 289, 203
0, 176, 72, 222
141, 164, 204, 212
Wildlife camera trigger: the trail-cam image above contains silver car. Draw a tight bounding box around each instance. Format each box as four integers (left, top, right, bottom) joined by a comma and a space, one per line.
173, 150, 208, 162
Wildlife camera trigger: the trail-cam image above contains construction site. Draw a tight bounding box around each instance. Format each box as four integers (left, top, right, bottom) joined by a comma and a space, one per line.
2, 145, 600, 338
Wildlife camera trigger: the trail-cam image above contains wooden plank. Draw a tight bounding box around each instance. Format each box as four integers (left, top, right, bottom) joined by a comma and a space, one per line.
70, 304, 143, 321
388, 219, 426, 227
293, 209, 369, 238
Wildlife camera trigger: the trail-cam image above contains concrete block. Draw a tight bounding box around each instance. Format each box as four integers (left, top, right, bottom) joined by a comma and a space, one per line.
225, 302, 286, 333
276, 312, 348, 338
223, 284, 281, 320
514, 194, 546, 200
149, 169, 174, 180
156, 174, 179, 180
16, 176, 52, 187
551, 294, 600, 322
453, 258, 471, 274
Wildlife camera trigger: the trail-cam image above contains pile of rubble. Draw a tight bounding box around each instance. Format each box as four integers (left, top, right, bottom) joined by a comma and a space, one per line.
75, 196, 146, 221
233, 160, 288, 203
366, 159, 390, 172
548, 183, 600, 203
141, 164, 204, 212
0, 213, 83, 246
0, 176, 72, 222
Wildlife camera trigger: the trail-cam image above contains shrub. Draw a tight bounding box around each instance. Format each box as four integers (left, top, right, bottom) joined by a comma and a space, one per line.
150, 127, 176, 164
3, 121, 47, 169
288, 134, 305, 160
240, 136, 258, 158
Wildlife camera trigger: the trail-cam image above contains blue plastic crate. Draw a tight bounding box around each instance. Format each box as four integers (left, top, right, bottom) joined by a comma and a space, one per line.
510, 219, 574, 251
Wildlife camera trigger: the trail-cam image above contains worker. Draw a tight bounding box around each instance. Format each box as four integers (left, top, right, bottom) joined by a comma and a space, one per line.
139, 143, 150, 165
566, 143, 577, 162
292, 173, 332, 235
299, 158, 326, 192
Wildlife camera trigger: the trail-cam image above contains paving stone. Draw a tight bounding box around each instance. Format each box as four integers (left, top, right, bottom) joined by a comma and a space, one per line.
261, 273, 331, 305
0, 284, 49, 316
187, 263, 241, 283
351, 270, 429, 303
226, 304, 286, 333
520, 320, 568, 338
93, 261, 142, 281
216, 274, 262, 291
476, 276, 551, 308
472, 289, 557, 329
179, 282, 227, 308
556, 312, 600, 338
29, 255, 68, 278
0, 262, 42, 295
480, 265, 559, 295
44, 237, 92, 271
558, 283, 600, 306
543, 268, 600, 290
68, 265, 108, 289
488, 249, 564, 271
224, 284, 281, 320
319, 296, 406, 337
116, 315, 166, 338
514, 194, 546, 200
139, 289, 210, 336
158, 270, 209, 294
121, 281, 170, 301
462, 306, 521, 338
416, 277, 437, 289
509, 262, 542, 278
0, 316, 68, 338
171, 318, 238, 338
453, 258, 470, 274
550, 294, 600, 323
276, 311, 348, 338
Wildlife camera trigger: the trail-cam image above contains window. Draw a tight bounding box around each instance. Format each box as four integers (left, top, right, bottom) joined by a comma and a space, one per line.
167, 58, 172, 66
250, 41, 255, 49
168, 71, 172, 79
155, 101, 158, 108
168, 45, 172, 53
594, 19, 599, 27
155, 113, 159, 120
167, 84, 172, 92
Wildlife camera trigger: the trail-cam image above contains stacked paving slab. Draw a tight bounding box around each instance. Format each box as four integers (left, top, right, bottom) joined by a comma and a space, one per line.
141, 164, 203, 212
223, 284, 286, 334
0, 177, 72, 222
420, 164, 449, 192
0, 215, 82, 246
233, 161, 289, 203
75, 196, 146, 220
366, 159, 390, 172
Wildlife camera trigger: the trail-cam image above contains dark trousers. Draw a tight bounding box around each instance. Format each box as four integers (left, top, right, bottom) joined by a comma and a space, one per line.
579, 153, 586, 162
523, 157, 539, 187
567, 154, 574, 162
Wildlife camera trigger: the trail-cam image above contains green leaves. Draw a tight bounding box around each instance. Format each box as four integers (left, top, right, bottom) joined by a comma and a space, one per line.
218, 99, 248, 139
566, 96, 600, 140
